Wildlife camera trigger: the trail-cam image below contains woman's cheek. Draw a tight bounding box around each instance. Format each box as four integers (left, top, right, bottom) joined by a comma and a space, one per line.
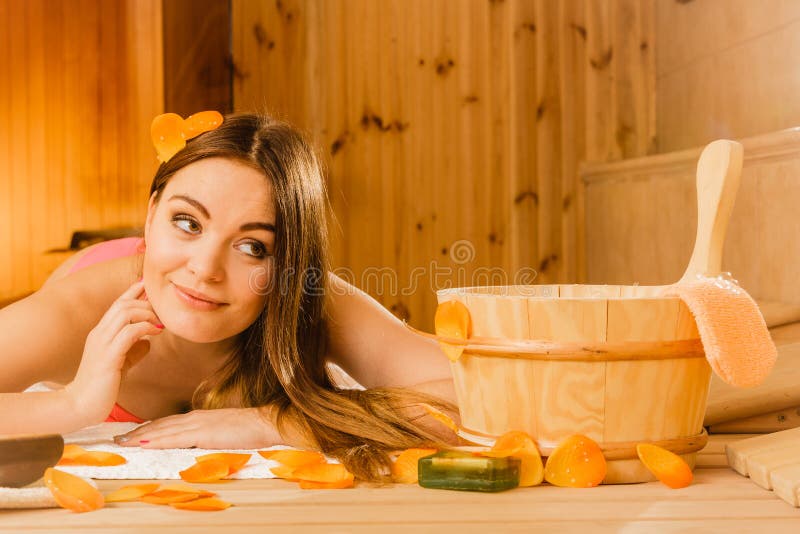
247, 264, 274, 297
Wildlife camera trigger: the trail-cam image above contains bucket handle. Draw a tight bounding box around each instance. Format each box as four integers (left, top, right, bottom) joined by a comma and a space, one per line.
404, 321, 705, 362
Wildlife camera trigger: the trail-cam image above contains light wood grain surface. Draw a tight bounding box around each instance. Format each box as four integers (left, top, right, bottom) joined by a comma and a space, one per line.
3, 435, 798, 532
2, 469, 797, 531
231, 0, 657, 331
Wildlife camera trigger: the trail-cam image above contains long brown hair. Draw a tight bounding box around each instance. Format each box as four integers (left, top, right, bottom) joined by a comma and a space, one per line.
148, 113, 455, 481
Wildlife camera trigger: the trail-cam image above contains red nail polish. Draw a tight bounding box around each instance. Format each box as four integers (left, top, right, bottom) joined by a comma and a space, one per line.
139, 440, 150, 444
155, 323, 164, 329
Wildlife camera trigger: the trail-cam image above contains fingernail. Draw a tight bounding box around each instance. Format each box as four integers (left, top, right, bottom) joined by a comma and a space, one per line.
114, 435, 129, 443
155, 323, 164, 329
139, 440, 150, 445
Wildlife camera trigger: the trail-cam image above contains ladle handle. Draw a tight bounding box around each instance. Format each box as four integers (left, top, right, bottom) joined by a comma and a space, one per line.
679, 139, 744, 284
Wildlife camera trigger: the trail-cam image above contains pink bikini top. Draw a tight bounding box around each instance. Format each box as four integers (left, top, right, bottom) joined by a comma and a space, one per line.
68, 237, 147, 424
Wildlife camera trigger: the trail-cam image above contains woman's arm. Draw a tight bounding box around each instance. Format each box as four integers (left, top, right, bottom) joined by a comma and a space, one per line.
324, 273, 455, 397
0, 256, 149, 435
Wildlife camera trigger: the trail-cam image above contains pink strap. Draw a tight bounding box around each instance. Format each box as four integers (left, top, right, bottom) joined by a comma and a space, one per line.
68, 237, 144, 275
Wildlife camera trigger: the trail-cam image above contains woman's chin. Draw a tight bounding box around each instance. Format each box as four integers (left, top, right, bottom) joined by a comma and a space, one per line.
162, 317, 228, 344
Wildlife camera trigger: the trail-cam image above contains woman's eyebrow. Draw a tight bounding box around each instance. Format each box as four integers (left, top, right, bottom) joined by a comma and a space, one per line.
169, 194, 276, 233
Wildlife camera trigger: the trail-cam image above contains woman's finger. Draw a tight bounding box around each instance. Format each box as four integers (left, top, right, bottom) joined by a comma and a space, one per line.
114, 307, 161, 330
114, 414, 192, 440
95, 298, 154, 332
119, 279, 145, 300
137, 431, 198, 449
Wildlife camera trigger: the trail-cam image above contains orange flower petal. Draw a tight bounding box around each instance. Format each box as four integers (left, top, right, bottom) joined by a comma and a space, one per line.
104, 483, 160, 503
151, 112, 186, 163
298, 478, 354, 489
59, 444, 88, 463
62, 451, 126, 467
270, 465, 299, 481
169, 497, 232, 511
391, 448, 437, 484
636, 443, 693, 489
159, 483, 216, 498
544, 434, 607, 488
182, 111, 224, 140
434, 300, 472, 361
195, 453, 252, 475
292, 463, 354, 484
44, 468, 104, 513
140, 490, 201, 505
483, 430, 543, 487
258, 449, 326, 468
179, 458, 230, 483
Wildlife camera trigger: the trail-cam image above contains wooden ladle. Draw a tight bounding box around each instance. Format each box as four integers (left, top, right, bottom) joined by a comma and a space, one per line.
632, 139, 743, 297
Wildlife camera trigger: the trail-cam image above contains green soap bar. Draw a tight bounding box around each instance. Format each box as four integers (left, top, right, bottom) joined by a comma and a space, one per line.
418, 451, 520, 492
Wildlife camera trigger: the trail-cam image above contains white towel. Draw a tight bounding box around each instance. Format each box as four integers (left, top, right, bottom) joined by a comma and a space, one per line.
58, 421, 311, 479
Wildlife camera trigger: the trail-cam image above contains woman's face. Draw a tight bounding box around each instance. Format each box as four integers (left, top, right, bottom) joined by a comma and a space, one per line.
143, 157, 276, 343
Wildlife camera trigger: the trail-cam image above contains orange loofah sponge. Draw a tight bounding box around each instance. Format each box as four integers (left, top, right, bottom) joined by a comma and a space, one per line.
661, 274, 777, 388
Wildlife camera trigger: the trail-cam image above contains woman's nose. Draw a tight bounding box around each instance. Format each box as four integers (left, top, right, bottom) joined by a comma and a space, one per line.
186, 243, 225, 282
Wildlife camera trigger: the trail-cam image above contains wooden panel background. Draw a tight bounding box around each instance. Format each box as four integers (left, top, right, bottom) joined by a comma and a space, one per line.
0, 0, 163, 300
163, 0, 233, 117
231, 0, 656, 330
656, 0, 800, 153
581, 128, 800, 306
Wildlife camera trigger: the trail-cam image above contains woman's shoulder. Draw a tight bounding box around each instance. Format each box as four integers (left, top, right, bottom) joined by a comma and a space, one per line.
42, 237, 143, 289
38, 252, 141, 310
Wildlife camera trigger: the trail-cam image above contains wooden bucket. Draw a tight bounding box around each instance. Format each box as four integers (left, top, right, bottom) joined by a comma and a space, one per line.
436, 283, 710, 484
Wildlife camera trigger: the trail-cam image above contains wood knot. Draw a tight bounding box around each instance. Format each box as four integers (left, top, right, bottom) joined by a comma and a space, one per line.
536, 101, 545, 121
590, 48, 613, 70
514, 190, 539, 205
330, 131, 351, 156
539, 253, 558, 272
570, 23, 587, 40
253, 23, 267, 45
435, 58, 455, 77
390, 301, 411, 322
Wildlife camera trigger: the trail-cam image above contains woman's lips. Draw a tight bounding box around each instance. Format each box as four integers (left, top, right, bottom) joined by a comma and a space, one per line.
172, 283, 226, 311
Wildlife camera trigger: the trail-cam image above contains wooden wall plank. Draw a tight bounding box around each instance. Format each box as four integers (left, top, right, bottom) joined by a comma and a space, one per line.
657, 1, 800, 152
0, 0, 11, 294
163, 0, 232, 117
232, 0, 656, 329
0, 0, 162, 299
558, 0, 586, 284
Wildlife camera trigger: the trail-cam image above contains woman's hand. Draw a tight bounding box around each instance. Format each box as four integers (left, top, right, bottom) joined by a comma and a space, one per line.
65, 280, 163, 425
113, 408, 282, 449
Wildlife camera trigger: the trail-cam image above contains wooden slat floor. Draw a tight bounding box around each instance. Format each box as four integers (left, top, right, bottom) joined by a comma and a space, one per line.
2, 435, 798, 532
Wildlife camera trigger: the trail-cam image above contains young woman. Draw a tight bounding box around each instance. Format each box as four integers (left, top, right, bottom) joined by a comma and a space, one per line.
0, 113, 458, 481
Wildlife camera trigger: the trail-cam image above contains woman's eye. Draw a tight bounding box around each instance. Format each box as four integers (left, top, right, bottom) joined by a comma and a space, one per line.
239, 241, 268, 259
172, 215, 201, 234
